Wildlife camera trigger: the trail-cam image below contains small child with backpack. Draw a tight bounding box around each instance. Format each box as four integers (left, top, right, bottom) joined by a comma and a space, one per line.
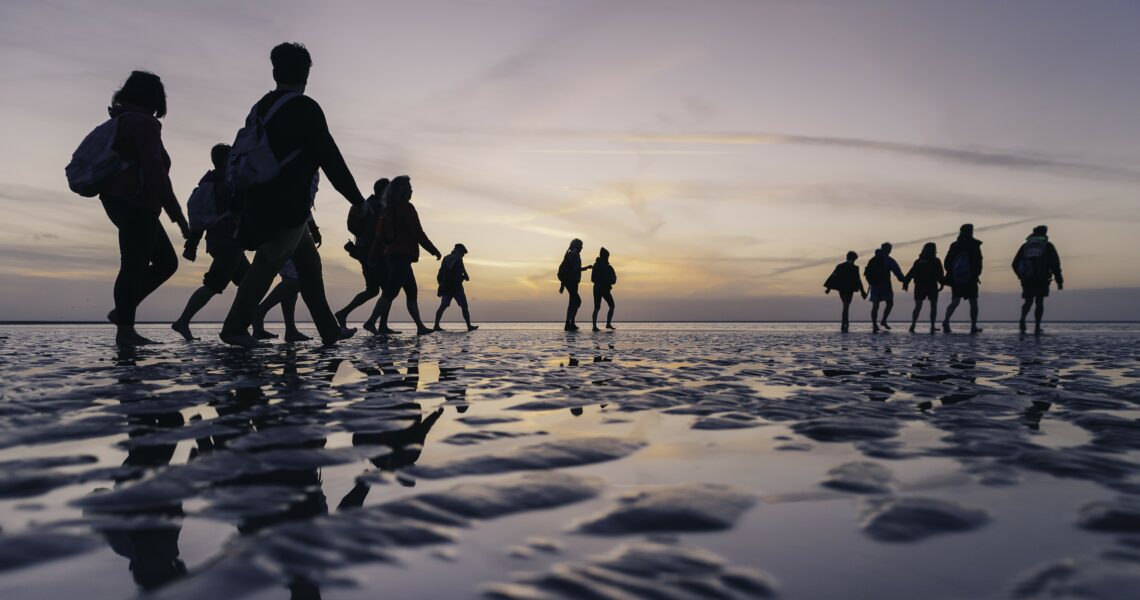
432, 244, 478, 332
171, 144, 249, 341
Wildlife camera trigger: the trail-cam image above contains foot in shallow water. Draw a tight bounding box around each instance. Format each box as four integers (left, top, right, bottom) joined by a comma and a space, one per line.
565, 324, 580, 332
335, 309, 349, 330
606, 324, 616, 330
363, 320, 378, 335
908, 324, 916, 333
971, 327, 984, 335
171, 321, 197, 341
433, 325, 445, 332
468, 324, 479, 332
593, 326, 601, 332
417, 327, 434, 336
115, 329, 156, 346
378, 326, 400, 335
220, 333, 261, 349
284, 330, 312, 343
880, 321, 891, 330
252, 328, 278, 340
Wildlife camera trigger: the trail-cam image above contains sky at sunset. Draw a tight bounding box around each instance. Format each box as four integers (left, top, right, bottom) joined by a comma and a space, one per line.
2, 0, 1139, 321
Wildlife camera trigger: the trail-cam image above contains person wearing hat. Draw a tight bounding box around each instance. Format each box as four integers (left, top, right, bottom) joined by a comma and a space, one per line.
942, 223, 984, 334
1012, 225, 1063, 334
590, 247, 618, 331
432, 243, 478, 332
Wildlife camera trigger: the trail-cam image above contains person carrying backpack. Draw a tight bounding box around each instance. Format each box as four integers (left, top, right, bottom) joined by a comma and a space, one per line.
170, 144, 248, 341
824, 251, 867, 332
942, 223, 984, 334
335, 178, 390, 333
77, 71, 190, 346
1012, 225, 1063, 334
363, 175, 442, 335
864, 242, 905, 332
557, 239, 592, 331
432, 244, 478, 332
590, 247, 617, 331
219, 42, 368, 348
902, 242, 945, 334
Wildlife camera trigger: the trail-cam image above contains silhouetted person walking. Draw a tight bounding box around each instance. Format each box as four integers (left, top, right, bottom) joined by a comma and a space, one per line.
93, 71, 190, 345
335, 178, 389, 333
864, 242, 905, 332
220, 42, 367, 348
590, 247, 617, 331
433, 244, 478, 332
1012, 225, 1063, 334
824, 251, 867, 332
902, 242, 944, 333
171, 143, 247, 341
365, 175, 441, 335
942, 223, 984, 334
558, 239, 592, 331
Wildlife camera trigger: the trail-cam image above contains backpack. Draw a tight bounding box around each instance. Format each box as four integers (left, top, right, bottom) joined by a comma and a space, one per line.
437, 255, 463, 291
558, 255, 576, 283
226, 92, 301, 194
65, 118, 129, 197
187, 177, 222, 232
864, 255, 886, 284
1016, 240, 1048, 282
950, 252, 973, 284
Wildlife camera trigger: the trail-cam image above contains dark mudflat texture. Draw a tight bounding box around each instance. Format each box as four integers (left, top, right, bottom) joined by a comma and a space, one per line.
0, 323, 1138, 599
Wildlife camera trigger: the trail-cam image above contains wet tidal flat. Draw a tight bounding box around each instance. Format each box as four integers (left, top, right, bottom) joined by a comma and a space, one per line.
1, 323, 1139, 599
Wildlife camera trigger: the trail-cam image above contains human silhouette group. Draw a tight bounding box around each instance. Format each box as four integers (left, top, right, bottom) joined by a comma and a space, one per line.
67, 43, 621, 347
69, 42, 1068, 346
824, 223, 1064, 335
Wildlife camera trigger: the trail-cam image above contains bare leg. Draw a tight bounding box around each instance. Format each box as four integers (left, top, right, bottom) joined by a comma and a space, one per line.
871, 301, 880, 332
1034, 297, 1045, 333
172, 286, 217, 340
969, 298, 980, 333
881, 298, 893, 328
337, 287, 379, 328
910, 300, 921, 332
943, 297, 960, 333
1019, 298, 1032, 332
929, 298, 938, 332
280, 285, 310, 342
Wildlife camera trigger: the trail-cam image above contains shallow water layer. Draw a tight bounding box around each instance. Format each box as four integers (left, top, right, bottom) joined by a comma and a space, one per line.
0, 323, 1138, 599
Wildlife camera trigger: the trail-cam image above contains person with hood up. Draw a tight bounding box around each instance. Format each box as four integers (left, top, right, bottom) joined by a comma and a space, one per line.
590, 247, 617, 331
942, 223, 984, 334
365, 175, 441, 335
1012, 225, 1063, 335
902, 242, 945, 334
432, 243, 478, 332
824, 251, 868, 332
864, 242, 905, 333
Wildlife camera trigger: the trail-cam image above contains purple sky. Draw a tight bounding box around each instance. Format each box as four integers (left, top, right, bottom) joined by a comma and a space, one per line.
1, 0, 1138, 321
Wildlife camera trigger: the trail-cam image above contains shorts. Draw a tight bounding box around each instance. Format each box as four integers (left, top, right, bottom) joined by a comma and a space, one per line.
913, 284, 939, 303
202, 238, 250, 293
383, 255, 416, 297
869, 283, 894, 303
951, 282, 978, 300
279, 260, 298, 281
361, 258, 386, 291
1021, 281, 1050, 299
439, 286, 468, 309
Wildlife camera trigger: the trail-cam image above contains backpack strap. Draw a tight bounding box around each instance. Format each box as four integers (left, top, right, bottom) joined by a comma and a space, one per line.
249, 92, 304, 166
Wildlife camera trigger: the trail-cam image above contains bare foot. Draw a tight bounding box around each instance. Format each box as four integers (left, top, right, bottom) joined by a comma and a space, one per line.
433, 324, 445, 332
467, 324, 479, 332
417, 327, 434, 336
335, 309, 349, 330
379, 327, 401, 335
116, 329, 157, 346
363, 321, 378, 335
220, 333, 261, 349
605, 324, 615, 330
252, 328, 277, 340
171, 321, 196, 341
284, 330, 312, 343
592, 325, 601, 332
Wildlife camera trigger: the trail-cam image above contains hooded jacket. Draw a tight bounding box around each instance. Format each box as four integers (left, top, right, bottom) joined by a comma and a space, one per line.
1012, 235, 1062, 286
100, 104, 185, 224
374, 195, 439, 262
591, 258, 617, 288
944, 235, 983, 285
